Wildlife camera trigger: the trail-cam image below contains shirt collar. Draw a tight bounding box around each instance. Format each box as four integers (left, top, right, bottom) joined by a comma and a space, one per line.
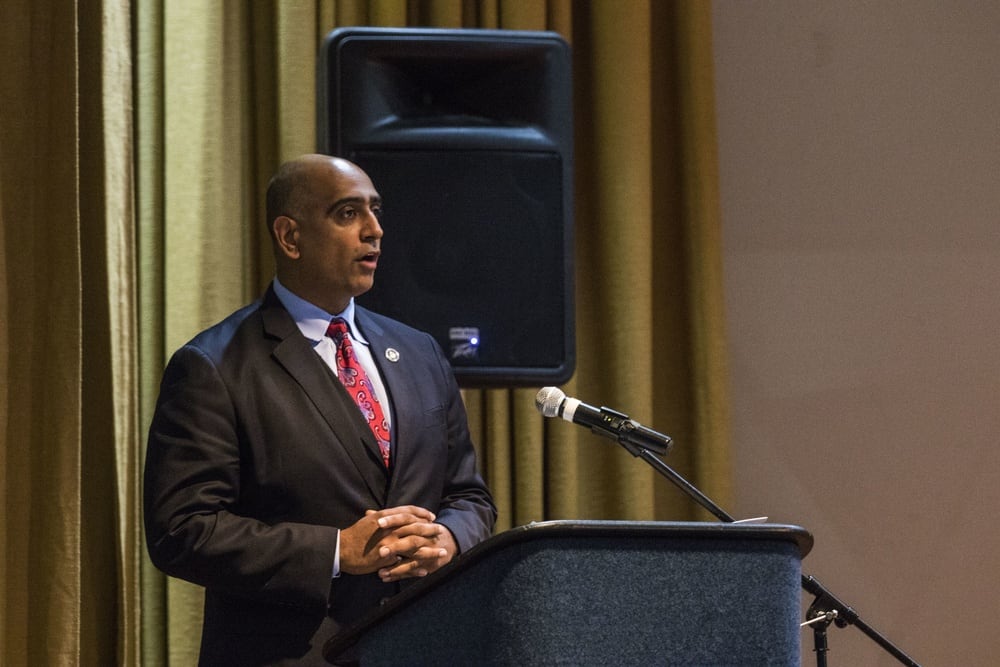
272, 278, 366, 344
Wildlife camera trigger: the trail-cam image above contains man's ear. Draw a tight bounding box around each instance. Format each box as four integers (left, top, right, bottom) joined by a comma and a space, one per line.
272, 215, 300, 259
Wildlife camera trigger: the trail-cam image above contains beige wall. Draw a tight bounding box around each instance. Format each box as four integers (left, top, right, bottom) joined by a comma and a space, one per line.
713, 2, 1000, 665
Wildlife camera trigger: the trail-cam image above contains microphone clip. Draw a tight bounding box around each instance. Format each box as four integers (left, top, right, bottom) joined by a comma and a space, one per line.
594, 406, 673, 456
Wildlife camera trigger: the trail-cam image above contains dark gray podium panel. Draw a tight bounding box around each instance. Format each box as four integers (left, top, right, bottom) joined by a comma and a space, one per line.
325, 521, 812, 666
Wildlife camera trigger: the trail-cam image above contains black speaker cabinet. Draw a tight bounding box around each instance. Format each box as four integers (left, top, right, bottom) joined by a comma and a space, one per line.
317, 27, 574, 387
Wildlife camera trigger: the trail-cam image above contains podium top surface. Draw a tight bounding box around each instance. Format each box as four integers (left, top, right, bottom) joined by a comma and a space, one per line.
324, 521, 812, 662
496, 520, 813, 555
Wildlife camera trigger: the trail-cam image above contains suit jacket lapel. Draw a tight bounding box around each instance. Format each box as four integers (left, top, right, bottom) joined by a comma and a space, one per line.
260, 287, 388, 503
355, 309, 420, 480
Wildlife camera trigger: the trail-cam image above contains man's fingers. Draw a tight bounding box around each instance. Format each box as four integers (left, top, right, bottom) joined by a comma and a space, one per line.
383, 521, 446, 541
378, 559, 429, 581
377, 548, 451, 582
379, 529, 448, 558
373, 505, 436, 529
412, 546, 449, 561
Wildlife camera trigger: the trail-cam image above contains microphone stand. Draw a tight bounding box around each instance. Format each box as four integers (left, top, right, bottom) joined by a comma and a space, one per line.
613, 438, 921, 667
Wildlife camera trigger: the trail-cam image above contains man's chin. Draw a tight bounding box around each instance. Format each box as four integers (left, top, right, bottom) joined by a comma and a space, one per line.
353, 280, 375, 298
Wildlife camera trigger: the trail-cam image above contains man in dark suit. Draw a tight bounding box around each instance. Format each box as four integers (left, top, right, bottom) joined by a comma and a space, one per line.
144, 154, 497, 665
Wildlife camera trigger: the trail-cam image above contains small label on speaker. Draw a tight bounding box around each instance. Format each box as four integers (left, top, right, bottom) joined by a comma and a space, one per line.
449, 327, 481, 361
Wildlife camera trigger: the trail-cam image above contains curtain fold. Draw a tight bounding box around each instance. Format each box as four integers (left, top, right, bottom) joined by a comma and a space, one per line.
1, 1, 83, 664
79, 2, 141, 664
134, 2, 168, 664
1, 0, 730, 663
572, 0, 660, 520
669, 1, 732, 509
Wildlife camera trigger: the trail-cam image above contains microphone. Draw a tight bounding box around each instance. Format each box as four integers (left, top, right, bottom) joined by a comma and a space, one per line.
534, 387, 673, 455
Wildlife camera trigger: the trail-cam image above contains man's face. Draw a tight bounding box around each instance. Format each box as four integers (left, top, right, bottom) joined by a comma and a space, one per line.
290, 159, 384, 313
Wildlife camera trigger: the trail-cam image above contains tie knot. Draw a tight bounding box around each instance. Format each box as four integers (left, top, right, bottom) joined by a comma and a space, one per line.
326, 318, 350, 344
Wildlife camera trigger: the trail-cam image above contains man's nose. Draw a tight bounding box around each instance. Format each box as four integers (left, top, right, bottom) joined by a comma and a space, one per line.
364, 210, 383, 239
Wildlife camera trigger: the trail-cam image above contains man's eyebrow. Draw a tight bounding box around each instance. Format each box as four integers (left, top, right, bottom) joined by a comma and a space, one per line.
326, 195, 382, 215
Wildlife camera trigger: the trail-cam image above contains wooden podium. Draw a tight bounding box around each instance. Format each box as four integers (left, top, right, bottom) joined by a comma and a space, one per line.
325, 520, 813, 665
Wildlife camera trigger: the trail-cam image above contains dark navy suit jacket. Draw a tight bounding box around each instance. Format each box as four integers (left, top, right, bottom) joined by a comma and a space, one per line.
144, 284, 496, 665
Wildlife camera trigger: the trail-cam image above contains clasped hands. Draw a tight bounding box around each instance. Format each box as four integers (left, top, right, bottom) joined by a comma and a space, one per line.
339, 505, 457, 583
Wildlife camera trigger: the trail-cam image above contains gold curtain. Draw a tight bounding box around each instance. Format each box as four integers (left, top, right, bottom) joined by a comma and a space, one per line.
1, 0, 139, 664
1, 0, 729, 664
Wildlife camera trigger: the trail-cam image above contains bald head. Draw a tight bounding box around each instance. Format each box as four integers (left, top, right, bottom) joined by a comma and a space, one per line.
266, 154, 362, 230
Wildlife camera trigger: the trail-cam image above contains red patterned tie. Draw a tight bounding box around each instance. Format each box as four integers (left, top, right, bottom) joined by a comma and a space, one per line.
326, 318, 391, 467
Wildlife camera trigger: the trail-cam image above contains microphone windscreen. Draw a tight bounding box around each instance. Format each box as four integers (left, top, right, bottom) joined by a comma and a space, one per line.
535, 387, 566, 417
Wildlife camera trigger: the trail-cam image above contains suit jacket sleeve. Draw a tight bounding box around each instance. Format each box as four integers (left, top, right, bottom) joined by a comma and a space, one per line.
420, 336, 497, 554
144, 340, 340, 612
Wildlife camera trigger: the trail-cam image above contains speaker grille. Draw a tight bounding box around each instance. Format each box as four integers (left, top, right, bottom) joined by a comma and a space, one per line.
355, 150, 569, 383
